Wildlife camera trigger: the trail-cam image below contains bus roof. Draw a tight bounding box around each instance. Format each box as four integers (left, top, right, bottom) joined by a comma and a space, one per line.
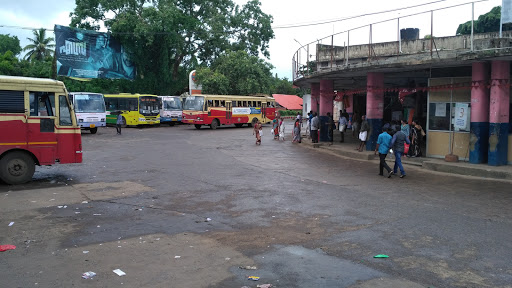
69, 92, 104, 95
190, 94, 274, 101
0, 75, 65, 87
104, 93, 158, 98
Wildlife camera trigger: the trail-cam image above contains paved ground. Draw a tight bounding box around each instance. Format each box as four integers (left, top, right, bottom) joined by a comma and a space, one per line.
1, 122, 512, 288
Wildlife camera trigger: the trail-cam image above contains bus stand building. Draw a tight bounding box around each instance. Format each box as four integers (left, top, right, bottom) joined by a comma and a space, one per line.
293, 14, 512, 166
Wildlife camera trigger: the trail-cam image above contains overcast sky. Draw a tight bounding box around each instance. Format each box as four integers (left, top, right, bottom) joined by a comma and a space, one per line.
0, 0, 502, 79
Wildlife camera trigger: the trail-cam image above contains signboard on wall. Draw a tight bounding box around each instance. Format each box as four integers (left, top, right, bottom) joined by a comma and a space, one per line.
54, 25, 136, 80
454, 103, 470, 131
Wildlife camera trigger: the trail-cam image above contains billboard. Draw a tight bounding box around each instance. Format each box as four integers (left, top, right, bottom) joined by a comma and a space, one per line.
54, 25, 136, 80
189, 70, 202, 95
503, 0, 512, 24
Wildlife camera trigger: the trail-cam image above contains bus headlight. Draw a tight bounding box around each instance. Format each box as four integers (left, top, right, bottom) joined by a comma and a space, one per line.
79, 119, 83, 122
139, 118, 146, 122
101, 118, 105, 122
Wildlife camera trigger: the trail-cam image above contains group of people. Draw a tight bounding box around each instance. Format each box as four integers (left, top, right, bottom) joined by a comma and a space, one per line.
375, 119, 425, 178
253, 113, 303, 145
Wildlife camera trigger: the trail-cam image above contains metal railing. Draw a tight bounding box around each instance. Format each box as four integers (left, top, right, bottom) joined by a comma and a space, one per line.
292, 0, 507, 81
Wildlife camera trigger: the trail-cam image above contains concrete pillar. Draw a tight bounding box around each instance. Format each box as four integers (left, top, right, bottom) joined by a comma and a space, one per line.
470, 62, 490, 164
319, 80, 334, 117
366, 72, 384, 151
346, 94, 354, 129
488, 60, 510, 166
311, 83, 320, 113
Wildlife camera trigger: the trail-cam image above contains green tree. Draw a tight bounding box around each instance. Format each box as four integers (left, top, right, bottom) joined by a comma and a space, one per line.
70, 0, 274, 95
0, 34, 22, 55
455, 6, 512, 35
0, 51, 21, 75
271, 76, 298, 95
195, 50, 273, 95
22, 28, 55, 61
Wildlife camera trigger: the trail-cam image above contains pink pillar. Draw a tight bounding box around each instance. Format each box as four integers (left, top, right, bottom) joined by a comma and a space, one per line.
469, 62, 489, 164
319, 79, 334, 116
311, 83, 320, 113
366, 72, 384, 150
488, 60, 510, 166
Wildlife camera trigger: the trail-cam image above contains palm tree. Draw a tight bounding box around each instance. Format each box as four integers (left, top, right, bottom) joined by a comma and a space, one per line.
22, 28, 55, 61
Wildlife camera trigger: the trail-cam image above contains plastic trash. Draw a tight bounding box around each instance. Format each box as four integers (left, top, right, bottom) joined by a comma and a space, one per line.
257, 285, 273, 288
0, 245, 16, 252
8, 222, 14, 227
82, 271, 96, 279
247, 276, 260, 281
239, 266, 257, 270
374, 254, 389, 258
113, 269, 126, 276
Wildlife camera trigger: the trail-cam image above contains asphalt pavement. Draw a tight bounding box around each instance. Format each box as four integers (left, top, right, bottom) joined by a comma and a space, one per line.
1, 122, 512, 288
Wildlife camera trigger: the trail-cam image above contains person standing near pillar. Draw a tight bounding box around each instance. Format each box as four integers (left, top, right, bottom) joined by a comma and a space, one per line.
326, 112, 334, 144
311, 112, 319, 143
338, 111, 348, 143
357, 115, 370, 152
375, 127, 393, 178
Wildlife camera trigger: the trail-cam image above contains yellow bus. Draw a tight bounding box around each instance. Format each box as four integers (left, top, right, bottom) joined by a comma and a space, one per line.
104, 93, 160, 126
182, 94, 276, 129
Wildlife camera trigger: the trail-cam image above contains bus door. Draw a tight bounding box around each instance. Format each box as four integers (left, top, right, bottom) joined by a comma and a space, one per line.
261, 102, 267, 122
226, 101, 232, 124
28, 92, 57, 165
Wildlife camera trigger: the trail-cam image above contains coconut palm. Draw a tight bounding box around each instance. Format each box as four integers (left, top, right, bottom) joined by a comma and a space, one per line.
23, 28, 55, 61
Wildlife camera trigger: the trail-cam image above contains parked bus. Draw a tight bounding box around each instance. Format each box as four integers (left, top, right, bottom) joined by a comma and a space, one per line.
159, 96, 182, 126
0, 76, 82, 184
182, 94, 276, 129
69, 92, 106, 134
104, 94, 160, 127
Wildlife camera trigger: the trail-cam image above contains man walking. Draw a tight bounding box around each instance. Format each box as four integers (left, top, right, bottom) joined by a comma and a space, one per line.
116, 111, 123, 135
311, 112, 319, 143
391, 128, 411, 178
374, 127, 393, 178
357, 115, 370, 152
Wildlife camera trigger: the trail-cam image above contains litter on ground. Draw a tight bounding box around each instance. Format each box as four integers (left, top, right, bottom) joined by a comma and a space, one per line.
113, 269, 126, 276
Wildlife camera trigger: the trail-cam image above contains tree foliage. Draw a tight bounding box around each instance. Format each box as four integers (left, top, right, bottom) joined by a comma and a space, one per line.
0, 34, 22, 56
22, 29, 55, 61
456, 6, 512, 35
69, 0, 274, 95
196, 50, 273, 95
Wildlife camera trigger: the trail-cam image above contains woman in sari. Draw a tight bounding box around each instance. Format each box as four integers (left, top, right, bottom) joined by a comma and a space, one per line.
408, 120, 424, 157
272, 117, 280, 140
292, 119, 301, 143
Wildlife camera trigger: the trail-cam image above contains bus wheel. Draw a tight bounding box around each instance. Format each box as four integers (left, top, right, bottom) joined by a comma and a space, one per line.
0, 151, 36, 185
234, 124, 243, 128
90, 127, 98, 134
194, 124, 202, 129
121, 116, 127, 128
210, 119, 219, 130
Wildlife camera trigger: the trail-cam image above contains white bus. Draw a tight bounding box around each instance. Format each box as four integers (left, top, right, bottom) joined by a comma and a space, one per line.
159, 96, 183, 126
69, 92, 107, 134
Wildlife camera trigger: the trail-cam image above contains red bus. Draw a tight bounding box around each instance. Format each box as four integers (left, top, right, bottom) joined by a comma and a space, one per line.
182, 94, 276, 129
0, 76, 82, 184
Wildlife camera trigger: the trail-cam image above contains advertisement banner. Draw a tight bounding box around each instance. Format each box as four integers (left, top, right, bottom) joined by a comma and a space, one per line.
232, 107, 261, 115
503, 0, 512, 24
54, 25, 136, 80
189, 70, 202, 95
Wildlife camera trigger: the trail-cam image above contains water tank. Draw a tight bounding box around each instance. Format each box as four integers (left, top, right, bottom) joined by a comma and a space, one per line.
400, 28, 420, 41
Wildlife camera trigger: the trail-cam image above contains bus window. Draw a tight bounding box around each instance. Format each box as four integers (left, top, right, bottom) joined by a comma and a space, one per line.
59, 95, 73, 126
257, 101, 261, 107
232, 101, 237, 107
220, 100, 225, 107
0, 90, 24, 113
128, 99, 137, 111
29, 92, 55, 116
118, 98, 129, 110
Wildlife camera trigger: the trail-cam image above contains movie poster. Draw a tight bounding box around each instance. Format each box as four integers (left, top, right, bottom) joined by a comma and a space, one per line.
54, 25, 136, 80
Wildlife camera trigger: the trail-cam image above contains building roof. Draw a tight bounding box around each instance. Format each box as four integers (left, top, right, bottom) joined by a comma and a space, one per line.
272, 94, 303, 110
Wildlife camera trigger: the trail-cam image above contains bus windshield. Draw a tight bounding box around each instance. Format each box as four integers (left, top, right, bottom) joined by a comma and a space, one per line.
139, 96, 160, 116
184, 96, 204, 111
74, 94, 106, 113
163, 98, 182, 111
